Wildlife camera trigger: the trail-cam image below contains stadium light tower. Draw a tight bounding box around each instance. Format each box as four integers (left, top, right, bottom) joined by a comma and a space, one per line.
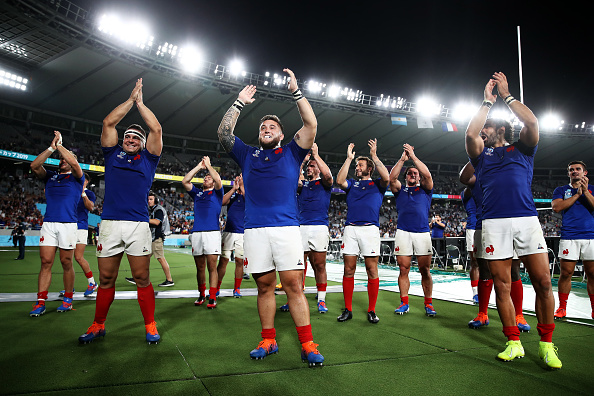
179, 46, 203, 73
416, 97, 441, 117
451, 103, 476, 121
541, 114, 563, 131
0, 68, 28, 91
228, 60, 244, 76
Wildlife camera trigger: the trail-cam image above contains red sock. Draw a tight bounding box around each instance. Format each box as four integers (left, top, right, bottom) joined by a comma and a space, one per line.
367, 278, 379, 312
510, 279, 523, 315
424, 297, 433, 306
234, 277, 242, 290
94, 286, 115, 324
316, 283, 327, 292
296, 324, 313, 344
85, 271, 93, 279
470, 279, 479, 288
261, 327, 276, 339
343, 276, 354, 311
400, 295, 409, 305
137, 283, 155, 325
37, 291, 49, 303
558, 292, 569, 309
209, 287, 218, 301
216, 280, 222, 291
589, 294, 594, 312
537, 323, 555, 343
303, 260, 308, 280
502, 325, 520, 341
478, 279, 493, 315
198, 283, 206, 297
64, 291, 73, 299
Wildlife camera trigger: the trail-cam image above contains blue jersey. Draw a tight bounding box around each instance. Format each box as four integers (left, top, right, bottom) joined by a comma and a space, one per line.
431, 222, 445, 238
77, 189, 97, 230
552, 184, 594, 240
462, 189, 477, 230
101, 145, 160, 222
229, 137, 308, 229
395, 185, 432, 233
224, 191, 245, 234
298, 178, 332, 226
189, 186, 224, 232
44, 171, 84, 223
471, 177, 484, 230
344, 178, 387, 227
470, 141, 537, 220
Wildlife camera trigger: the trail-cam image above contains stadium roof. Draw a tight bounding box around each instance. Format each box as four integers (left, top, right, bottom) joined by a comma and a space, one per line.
1, 0, 591, 170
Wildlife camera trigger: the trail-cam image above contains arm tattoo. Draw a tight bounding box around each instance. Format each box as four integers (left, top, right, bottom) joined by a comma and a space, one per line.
217, 107, 240, 153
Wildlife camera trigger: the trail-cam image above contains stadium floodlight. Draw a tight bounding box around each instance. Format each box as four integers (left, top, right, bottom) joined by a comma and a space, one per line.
178, 46, 203, 73
97, 14, 152, 48
307, 80, 323, 94
540, 114, 563, 131
228, 60, 244, 76
0, 68, 28, 91
451, 103, 476, 121
489, 108, 512, 121
416, 97, 441, 117
327, 85, 341, 98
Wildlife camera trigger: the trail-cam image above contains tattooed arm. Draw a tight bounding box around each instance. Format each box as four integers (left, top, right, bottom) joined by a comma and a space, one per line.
217, 85, 256, 153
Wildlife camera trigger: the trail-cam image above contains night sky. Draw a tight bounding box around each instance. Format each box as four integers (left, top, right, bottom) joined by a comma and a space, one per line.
76, 0, 592, 124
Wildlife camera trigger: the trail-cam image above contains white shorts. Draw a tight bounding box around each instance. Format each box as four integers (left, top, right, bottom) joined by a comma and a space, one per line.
474, 228, 518, 260
466, 229, 475, 253
221, 232, 244, 259
394, 229, 432, 256
191, 231, 221, 256
300, 225, 330, 252
96, 220, 152, 257
482, 216, 547, 260
76, 229, 88, 245
559, 239, 594, 261
40, 222, 77, 250
341, 225, 380, 257
243, 226, 304, 273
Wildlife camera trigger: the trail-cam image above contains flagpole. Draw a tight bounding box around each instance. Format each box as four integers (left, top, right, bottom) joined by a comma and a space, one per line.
517, 26, 524, 103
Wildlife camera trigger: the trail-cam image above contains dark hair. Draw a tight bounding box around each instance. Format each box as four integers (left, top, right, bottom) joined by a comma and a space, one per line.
260, 115, 284, 132
355, 156, 375, 173
83, 172, 90, 184
148, 190, 156, 200
486, 118, 514, 142
125, 124, 147, 139
568, 160, 587, 172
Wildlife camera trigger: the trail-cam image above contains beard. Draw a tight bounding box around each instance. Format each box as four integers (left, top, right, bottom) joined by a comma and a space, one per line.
259, 135, 282, 150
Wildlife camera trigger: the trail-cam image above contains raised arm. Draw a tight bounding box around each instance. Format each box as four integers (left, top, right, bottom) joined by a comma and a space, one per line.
217, 85, 256, 153
336, 143, 355, 189
311, 143, 333, 187
135, 83, 163, 156
389, 150, 408, 194
492, 72, 539, 147
30, 133, 60, 179
285, 68, 317, 150
102, 79, 142, 147
54, 131, 83, 179
368, 138, 389, 188
459, 161, 476, 186
203, 156, 222, 190
298, 153, 310, 189
182, 162, 205, 192
222, 176, 240, 206
465, 79, 496, 159
405, 144, 432, 190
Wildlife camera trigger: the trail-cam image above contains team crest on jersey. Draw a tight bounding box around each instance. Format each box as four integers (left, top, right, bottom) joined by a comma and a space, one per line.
564, 189, 573, 199
485, 245, 494, 255
485, 148, 494, 156
563, 249, 569, 255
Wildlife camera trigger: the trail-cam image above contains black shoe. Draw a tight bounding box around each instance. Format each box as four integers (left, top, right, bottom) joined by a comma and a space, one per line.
367, 311, 380, 324
158, 280, 174, 287
337, 308, 352, 322
243, 273, 250, 280
125, 277, 136, 285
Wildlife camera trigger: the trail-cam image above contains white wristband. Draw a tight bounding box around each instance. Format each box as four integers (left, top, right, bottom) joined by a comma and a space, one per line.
81, 192, 87, 197
47, 147, 55, 153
